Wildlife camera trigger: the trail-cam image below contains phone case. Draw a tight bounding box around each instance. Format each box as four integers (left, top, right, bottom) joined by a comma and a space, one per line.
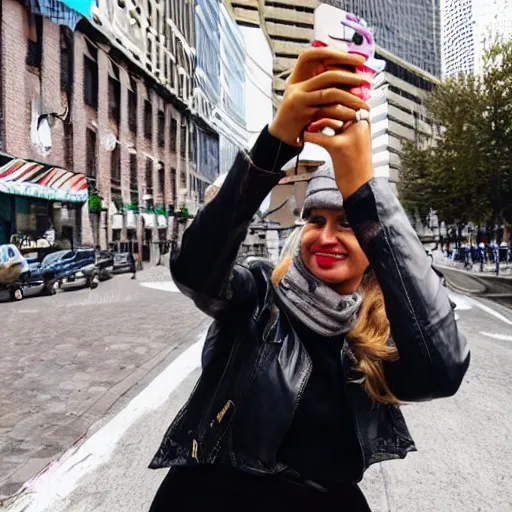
313, 3, 385, 101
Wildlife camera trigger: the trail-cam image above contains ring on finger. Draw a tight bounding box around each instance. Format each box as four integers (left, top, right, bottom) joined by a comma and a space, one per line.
354, 109, 370, 123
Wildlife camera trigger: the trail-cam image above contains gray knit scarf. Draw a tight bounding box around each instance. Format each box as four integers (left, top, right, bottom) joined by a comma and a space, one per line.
275, 255, 362, 337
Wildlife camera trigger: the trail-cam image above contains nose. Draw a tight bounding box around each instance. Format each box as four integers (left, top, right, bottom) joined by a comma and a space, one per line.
318, 223, 338, 246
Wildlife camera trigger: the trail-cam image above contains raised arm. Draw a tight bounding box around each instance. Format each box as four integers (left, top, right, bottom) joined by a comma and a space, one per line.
306, 117, 470, 401
172, 48, 369, 318
170, 128, 297, 318
343, 178, 470, 401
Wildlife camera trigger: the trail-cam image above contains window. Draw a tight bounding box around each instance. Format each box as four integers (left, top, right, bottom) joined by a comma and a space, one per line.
144, 100, 152, 139
64, 122, 73, 169
128, 88, 137, 133
111, 143, 121, 184
108, 77, 121, 124
86, 129, 97, 178
170, 118, 177, 153
84, 57, 98, 109
198, 180, 205, 202
60, 27, 73, 93
130, 154, 138, 192
188, 126, 195, 163
158, 111, 165, 147
26, 14, 43, 69
170, 167, 177, 206
180, 121, 187, 158
180, 170, 186, 189
158, 165, 165, 199
146, 158, 153, 195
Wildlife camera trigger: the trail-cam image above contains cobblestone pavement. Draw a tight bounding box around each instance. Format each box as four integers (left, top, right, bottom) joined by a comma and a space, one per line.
0, 264, 209, 498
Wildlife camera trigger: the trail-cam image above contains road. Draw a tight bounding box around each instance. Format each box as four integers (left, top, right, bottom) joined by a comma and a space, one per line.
3, 277, 512, 511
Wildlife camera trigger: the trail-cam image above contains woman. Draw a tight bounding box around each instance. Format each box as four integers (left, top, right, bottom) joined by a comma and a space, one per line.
148, 48, 470, 511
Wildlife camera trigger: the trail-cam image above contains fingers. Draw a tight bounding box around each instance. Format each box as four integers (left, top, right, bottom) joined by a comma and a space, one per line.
303, 129, 339, 150
311, 104, 357, 124
307, 118, 346, 134
297, 48, 366, 67
302, 69, 370, 92
289, 48, 366, 84
305, 87, 369, 110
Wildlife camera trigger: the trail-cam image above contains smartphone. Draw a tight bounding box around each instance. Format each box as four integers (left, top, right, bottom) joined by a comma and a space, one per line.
313, 3, 385, 101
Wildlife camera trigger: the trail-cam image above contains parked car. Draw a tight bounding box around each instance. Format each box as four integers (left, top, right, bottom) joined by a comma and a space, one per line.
96, 250, 114, 281
0, 244, 29, 301
28, 248, 99, 293
21, 256, 59, 297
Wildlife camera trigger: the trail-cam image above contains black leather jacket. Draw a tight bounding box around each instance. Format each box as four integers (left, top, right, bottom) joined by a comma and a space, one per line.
149, 134, 470, 482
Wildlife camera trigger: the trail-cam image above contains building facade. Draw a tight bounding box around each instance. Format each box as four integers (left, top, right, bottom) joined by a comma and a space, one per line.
0, 1, 90, 248
195, 1, 248, 177
369, 48, 439, 193
337, 0, 441, 77
229, 0, 317, 102
0, 0, 248, 260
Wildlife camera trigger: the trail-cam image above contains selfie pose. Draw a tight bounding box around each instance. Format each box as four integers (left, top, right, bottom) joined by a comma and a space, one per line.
148, 48, 470, 511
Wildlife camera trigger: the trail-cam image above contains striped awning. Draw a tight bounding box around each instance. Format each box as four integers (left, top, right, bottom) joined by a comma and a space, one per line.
0, 157, 88, 203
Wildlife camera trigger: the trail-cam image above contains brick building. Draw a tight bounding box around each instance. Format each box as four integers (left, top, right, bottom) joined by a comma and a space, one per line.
0, 0, 213, 262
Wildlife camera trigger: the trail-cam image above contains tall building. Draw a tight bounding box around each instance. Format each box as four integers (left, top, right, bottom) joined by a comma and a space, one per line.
229, 0, 317, 102
442, 0, 512, 77
194, 0, 247, 177
337, 0, 441, 76
229, 0, 441, 102
369, 48, 440, 192
441, 0, 474, 76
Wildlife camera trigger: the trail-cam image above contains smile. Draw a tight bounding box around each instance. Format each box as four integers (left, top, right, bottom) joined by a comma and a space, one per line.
314, 252, 347, 260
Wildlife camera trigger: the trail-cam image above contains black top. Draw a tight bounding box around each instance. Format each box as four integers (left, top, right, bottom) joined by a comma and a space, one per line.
278, 316, 363, 485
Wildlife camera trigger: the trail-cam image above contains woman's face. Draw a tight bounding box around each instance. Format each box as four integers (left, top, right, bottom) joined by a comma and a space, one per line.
300, 208, 369, 294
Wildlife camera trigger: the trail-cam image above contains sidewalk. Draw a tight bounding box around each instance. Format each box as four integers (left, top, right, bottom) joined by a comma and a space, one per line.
432, 252, 512, 276
0, 267, 208, 499
434, 262, 512, 302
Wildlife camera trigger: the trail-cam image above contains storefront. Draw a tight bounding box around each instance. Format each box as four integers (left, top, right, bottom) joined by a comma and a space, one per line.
0, 154, 88, 247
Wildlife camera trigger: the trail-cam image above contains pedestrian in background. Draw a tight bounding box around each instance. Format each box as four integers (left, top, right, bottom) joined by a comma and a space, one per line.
148, 48, 470, 511
129, 251, 137, 280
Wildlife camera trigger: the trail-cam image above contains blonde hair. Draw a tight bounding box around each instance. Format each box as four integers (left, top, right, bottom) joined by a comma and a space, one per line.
272, 230, 399, 405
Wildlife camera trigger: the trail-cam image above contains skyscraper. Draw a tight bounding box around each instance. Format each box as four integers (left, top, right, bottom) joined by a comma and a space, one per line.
334, 0, 441, 76
441, 0, 474, 76
441, 0, 512, 77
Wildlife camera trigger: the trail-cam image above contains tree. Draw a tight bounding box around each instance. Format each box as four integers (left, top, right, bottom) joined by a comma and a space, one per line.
482, 40, 512, 239
399, 40, 512, 242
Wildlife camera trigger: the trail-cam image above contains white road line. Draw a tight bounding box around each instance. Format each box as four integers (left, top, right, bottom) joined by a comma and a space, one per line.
6, 331, 206, 512
140, 281, 180, 293
480, 331, 512, 342
466, 298, 512, 327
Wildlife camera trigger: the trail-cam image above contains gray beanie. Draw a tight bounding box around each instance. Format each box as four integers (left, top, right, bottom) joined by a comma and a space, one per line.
301, 163, 343, 219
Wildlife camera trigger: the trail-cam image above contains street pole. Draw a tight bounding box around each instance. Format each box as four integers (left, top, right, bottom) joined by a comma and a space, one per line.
136, 203, 144, 271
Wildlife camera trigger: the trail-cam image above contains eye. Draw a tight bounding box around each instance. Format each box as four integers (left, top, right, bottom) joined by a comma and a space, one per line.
308, 215, 325, 226
338, 218, 351, 229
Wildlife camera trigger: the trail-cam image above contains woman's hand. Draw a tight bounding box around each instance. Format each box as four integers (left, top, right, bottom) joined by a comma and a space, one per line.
268, 48, 369, 147
304, 117, 373, 199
